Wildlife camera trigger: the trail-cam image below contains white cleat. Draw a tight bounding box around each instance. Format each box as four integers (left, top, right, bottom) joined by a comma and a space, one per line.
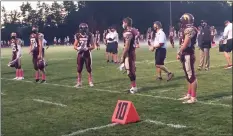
178, 95, 191, 101
129, 87, 138, 94
89, 82, 94, 87
13, 77, 19, 80
74, 83, 82, 88
17, 77, 24, 80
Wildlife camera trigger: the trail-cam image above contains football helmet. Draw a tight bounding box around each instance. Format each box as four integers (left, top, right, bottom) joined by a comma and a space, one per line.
79, 23, 89, 35
180, 13, 194, 28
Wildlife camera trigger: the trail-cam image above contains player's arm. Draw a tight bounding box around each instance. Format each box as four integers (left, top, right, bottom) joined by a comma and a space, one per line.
73, 38, 79, 51
121, 32, 133, 62
88, 34, 95, 51
29, 37, 33, 54
16, 39, 22, 59
38, 34, 43, 59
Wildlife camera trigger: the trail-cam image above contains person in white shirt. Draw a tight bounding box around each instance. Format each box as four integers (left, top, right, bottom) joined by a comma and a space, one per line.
220, 20, 232, 69
149, 21, 174, 81
106, 27, 119, 63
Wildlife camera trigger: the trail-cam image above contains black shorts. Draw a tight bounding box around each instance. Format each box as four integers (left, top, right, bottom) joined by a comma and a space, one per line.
219, 44, 226, 52
155, 48, 166, 65
106, 42, 118, 54
225, 39, 232, 53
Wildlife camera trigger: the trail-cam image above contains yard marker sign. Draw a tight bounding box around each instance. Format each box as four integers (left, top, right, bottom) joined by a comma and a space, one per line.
111, 100, 140, 124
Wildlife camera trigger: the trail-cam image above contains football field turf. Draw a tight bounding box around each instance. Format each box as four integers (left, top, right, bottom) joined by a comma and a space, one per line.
1, 44, 232, 136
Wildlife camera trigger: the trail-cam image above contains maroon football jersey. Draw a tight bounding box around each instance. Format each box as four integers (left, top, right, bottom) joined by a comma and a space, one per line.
75, 32, 93, 53
123, 28, 136, 53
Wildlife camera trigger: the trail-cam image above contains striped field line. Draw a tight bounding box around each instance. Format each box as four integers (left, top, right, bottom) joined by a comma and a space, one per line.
62, 119, 187, 136
32, 99, 67, 107
1, 78, 231, 108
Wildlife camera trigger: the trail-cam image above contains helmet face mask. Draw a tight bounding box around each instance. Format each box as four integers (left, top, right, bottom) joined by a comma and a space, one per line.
11, 32, 17, 39
79, 23, 89, 35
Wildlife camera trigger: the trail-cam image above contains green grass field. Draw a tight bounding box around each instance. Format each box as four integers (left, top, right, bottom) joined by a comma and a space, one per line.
1, 44, 232, 136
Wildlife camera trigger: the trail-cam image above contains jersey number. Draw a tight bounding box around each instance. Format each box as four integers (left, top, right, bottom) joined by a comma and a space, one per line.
79, 40, 87, 48
31, 38, 37, 48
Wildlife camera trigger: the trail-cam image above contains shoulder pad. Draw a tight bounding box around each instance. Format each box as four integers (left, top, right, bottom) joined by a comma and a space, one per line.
184, 27, 197, 38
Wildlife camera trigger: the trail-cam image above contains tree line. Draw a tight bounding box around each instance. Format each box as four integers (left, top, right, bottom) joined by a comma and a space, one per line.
1, 1, 232, 45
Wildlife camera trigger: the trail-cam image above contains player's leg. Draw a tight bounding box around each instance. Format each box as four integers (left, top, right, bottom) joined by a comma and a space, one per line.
85, 52, 94, 87
125, 55, 137, 94
38, 59, 47, 83
113, 42, 118, 63
180, 54, 197, 103
16, 58, 24, 80
10, 54, 19, 80
75, 53, 85, 87
106, 45, 110, 63
33, 55, 40, 82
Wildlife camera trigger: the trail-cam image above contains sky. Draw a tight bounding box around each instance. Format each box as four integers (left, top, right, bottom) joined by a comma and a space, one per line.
1, 1, 62, 12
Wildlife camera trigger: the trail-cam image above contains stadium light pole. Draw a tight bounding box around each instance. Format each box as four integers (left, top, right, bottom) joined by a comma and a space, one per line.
169, 1, 172, 26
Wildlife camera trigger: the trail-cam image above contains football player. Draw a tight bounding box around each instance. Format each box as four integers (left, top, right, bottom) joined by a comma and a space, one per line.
210, 26, 217, 45
95, 30, 101, 50
177, 13, 198, 104
73, 23, 95, 88
147, 27, 153, 46
29, 26, 46, 83
8, 32, 24, 80
178, 27, 184, 47
169, 26, 175, 48
120, 17, 138, 94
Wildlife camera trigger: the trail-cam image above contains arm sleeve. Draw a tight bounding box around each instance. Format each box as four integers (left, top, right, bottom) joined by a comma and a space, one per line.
17, 44, 21, 58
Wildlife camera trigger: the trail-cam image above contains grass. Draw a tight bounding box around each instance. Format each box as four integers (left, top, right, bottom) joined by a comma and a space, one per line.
1, 44, 232, 136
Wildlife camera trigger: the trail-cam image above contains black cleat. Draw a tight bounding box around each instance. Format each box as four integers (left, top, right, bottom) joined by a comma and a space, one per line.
40, 80, 46, 84
167, 73, 174, 81
107, 60, 109, 63
35, 79, 40, 83
156, 77, 163, 81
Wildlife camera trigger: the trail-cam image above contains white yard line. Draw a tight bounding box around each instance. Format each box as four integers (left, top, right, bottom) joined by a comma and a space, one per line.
62, 119, 187, 136
32, 99, 67, 107
1, 78, 231, 107
61, 123, 118, 136
1, 92, 6, 95
145, 119, 187, 129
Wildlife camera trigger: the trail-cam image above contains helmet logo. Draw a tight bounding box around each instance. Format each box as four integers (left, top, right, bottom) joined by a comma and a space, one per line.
183, 14, 189, 21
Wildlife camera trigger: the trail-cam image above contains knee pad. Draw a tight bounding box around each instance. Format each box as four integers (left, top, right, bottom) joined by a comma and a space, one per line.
187, 76, 196, 84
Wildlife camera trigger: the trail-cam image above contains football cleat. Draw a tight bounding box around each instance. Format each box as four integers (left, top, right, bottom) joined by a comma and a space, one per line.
40, 80, 46, 84
182, 97, 197, 104
156, 77, 163, 81
35, 79, 40, 83
13, 77, 19, 80
89, 82, 94, 87
17, 77, 24, 80
128, 87, 138, 94
74, 83, 82, 88
167, 73, 174, 81
178, 95, 191, 101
